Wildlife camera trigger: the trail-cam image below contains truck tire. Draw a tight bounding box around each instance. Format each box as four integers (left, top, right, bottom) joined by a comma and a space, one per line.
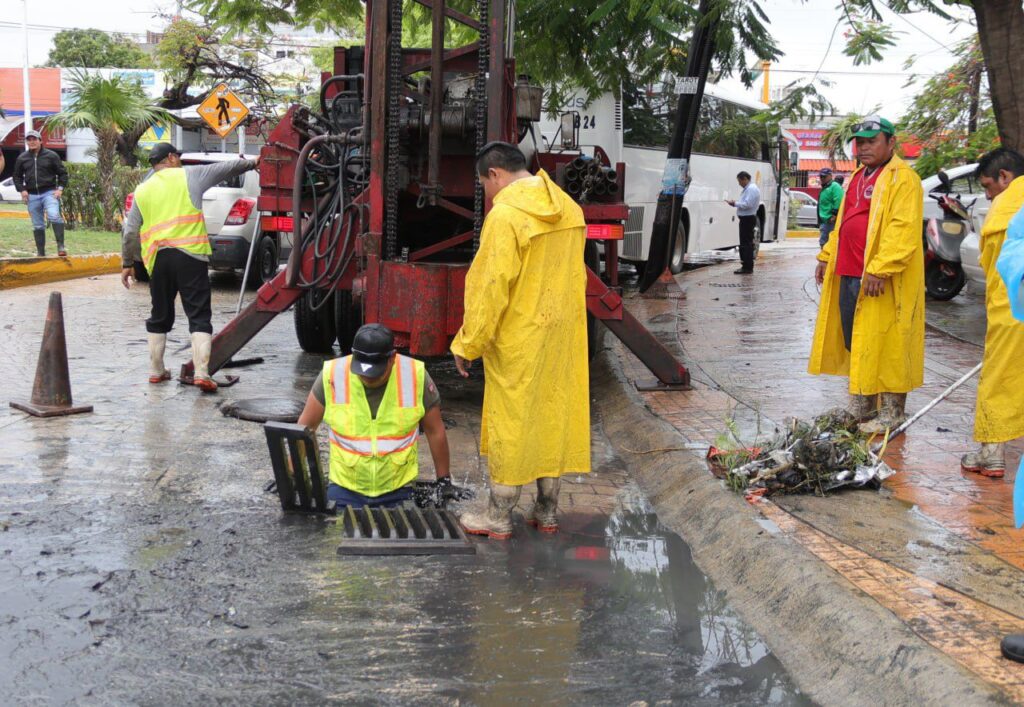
334, 289, 362, 353
294, 290, 337, 354
246, 234, 279, 289
584, 241, 606, 360
669, 221, 688, 274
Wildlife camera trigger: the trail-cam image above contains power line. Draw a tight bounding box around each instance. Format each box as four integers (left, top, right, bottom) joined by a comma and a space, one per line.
774, 68, 941, 77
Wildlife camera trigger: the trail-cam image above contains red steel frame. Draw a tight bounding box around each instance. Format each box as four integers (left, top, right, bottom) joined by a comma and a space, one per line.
186, 0, 689, 389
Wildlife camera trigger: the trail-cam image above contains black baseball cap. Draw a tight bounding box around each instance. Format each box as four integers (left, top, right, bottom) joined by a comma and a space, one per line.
351, 324, 395, 378
148, 142, 181, 165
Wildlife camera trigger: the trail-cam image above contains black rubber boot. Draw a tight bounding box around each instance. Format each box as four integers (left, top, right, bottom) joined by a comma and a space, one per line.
1001, 635, 1024, 663
53, 223, 66, 256
33, 229, 46, 257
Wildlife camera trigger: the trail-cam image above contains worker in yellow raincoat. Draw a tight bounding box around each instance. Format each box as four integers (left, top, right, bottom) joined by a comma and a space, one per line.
808, 116, 925, 434
960, 148, 1024, 478
452, 142, 590, 539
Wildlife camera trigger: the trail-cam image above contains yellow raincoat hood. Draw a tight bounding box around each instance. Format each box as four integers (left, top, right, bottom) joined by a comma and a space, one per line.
452, 170, 591, 485
974, 176, 1024, 442
808, 154, 925, 395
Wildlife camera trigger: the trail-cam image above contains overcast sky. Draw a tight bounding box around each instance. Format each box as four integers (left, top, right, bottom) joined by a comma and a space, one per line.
0, 0, 978, 120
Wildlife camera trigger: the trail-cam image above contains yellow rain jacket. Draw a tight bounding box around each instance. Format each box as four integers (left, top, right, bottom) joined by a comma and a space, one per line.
808, 154, 925, 395
451, 170, 591, 485
974, 176, 1024, 443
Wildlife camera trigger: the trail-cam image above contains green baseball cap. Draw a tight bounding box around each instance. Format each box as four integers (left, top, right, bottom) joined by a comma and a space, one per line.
851, 115, 895, 138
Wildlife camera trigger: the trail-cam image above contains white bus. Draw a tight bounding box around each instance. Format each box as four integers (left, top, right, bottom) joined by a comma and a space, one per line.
535, 82, 789, 273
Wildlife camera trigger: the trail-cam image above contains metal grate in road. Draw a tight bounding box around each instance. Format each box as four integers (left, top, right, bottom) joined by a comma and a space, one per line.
337, 505, 476, 556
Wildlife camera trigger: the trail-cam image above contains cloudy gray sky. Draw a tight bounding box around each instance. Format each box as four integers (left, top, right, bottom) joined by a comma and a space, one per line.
0, 0, 978, 119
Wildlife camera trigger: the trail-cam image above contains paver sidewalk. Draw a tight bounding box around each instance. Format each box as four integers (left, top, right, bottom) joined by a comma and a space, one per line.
606, 242, 1024, 697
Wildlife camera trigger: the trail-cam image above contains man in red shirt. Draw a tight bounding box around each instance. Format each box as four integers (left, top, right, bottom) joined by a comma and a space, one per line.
808, 116, 925, 434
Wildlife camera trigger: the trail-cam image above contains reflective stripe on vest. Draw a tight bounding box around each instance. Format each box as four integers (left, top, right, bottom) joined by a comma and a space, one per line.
135, 168, 210, 274
321, 354, 426, 497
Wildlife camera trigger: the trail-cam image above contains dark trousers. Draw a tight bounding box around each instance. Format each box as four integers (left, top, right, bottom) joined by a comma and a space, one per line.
738, 215, 758, 270
327, 483, 414, 509
146, 248, 213, 334
839, 275, 861, 352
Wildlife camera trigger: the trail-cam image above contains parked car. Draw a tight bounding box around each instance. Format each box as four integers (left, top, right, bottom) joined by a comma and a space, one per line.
0, 177, 21, 202
126, 152, 282, 288
789, 190, 819, 229
921, 163, 987, 290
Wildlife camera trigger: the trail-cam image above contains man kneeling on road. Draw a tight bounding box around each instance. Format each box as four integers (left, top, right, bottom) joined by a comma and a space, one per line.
297, 324, 453, 509
960, 148, 1024, 478
808, 115, 925, 434
121, 144, 259, 391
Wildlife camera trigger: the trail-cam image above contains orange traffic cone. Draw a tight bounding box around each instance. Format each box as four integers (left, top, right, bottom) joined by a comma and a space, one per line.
9, 291, 93, 417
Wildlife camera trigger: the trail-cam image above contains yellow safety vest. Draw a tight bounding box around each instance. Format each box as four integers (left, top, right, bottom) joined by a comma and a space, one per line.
322, 354, 426, 497
135, 168, 210, 274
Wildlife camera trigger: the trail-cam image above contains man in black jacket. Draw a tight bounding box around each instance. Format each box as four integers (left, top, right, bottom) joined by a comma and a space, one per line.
13, 130, 69, 257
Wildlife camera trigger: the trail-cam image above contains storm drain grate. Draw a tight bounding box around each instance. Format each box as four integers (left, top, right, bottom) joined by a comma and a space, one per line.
337, 506, 476, 556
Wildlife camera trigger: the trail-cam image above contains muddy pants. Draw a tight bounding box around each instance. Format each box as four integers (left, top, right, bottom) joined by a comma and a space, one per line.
146, 248, 213, 334
839, 275, 861, 351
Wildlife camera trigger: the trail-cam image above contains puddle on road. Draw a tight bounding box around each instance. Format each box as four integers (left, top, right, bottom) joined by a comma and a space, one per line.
287, 489, 809, 705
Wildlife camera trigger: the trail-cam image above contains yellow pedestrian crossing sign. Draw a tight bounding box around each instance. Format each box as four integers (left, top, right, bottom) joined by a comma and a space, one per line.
198, 83, 250, 138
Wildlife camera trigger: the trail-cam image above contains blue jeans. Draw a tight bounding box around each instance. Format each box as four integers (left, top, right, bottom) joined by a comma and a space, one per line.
818, 217, 835, 248
327, 483, 414, 509
27, 191, 64, 229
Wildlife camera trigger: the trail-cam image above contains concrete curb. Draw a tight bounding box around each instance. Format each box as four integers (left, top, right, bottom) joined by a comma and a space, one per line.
0, 211, 29, 219
0, 254, 120, 290
786, 229, 818, 239
591, 352, 1005, 706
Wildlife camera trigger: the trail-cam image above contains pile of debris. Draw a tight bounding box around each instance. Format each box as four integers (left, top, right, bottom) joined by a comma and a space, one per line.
708, 409, 894, 497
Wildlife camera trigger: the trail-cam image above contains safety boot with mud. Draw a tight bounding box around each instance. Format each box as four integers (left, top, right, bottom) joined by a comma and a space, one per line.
847, 393, 878, 422
33, 228, 46, 257
858, 393, 907, 436
148, 333, 171, 383
961, 443, 1006, 478
460, 482, 521, 540
190, 332, 218, 393
527, 477, 561, 533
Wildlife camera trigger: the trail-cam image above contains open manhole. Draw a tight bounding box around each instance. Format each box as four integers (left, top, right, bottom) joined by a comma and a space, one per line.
223, 397, 306, 423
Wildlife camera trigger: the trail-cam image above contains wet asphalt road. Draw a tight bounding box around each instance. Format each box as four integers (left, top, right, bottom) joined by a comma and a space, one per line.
1, 272, 805, 705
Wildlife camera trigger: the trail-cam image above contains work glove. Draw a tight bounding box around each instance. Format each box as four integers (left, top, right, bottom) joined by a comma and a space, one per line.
413, 477, 475, 509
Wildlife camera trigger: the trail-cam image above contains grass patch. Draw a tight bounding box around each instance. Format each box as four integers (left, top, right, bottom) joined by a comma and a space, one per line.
0, 219, 120, 258
0, 202, 28, 212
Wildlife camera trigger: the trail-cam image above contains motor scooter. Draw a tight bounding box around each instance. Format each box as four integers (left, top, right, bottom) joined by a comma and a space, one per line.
924, 170, 976, 300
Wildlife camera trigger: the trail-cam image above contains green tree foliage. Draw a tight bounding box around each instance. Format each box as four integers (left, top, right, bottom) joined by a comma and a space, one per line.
188, 0, 783, 110
46, 72, 173, 231
46, 29, 150, 69
60, 163, 147, 231
899, 36, 999, 177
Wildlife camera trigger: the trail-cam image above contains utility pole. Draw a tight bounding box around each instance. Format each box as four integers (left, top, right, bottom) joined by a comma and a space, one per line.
21, 0, 33, 139
639, 0, 718, 292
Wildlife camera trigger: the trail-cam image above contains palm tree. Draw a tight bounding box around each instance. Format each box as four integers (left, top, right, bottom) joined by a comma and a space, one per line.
46, 71, 174, 231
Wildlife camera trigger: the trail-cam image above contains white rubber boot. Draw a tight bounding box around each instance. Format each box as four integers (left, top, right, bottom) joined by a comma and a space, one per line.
147, 333, 170, 383
858, 393, 907, 435
190, 332, 217, 392
961, 443, 1006, 478
460, 482, 521, 540
528, 477, 561, 533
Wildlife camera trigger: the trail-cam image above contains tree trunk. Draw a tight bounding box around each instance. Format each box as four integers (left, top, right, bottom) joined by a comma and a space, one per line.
973, 0, 1024, 150
96, 130, 119, 232
967, 61, 981, 136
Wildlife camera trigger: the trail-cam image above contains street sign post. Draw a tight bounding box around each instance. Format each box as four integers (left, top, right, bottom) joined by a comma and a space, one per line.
198, 83, 250, 138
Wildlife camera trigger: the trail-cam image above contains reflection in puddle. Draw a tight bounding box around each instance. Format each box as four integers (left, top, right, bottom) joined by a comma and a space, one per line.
301, 489, 808, 705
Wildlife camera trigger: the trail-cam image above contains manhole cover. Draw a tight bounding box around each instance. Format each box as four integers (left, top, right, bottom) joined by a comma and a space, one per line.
337, 505, 477, 556
222, 397, 305, 423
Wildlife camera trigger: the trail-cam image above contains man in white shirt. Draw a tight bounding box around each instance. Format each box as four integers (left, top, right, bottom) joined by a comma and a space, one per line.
726, 171, 761, 274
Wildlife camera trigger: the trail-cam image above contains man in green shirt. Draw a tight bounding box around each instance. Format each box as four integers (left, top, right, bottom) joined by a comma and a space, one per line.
817, 167, 844, 248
